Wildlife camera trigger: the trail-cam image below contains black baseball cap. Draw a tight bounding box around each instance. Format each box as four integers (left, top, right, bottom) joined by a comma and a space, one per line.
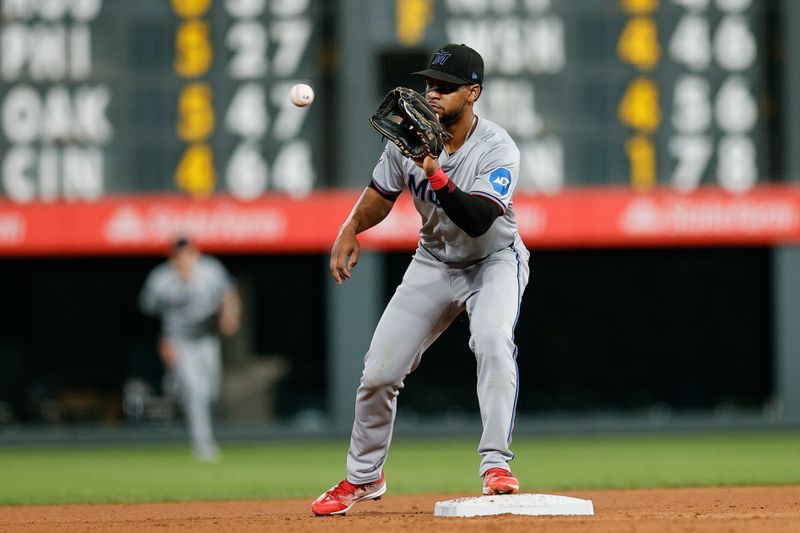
172, 235, 193, 252
412, 43, 484, 86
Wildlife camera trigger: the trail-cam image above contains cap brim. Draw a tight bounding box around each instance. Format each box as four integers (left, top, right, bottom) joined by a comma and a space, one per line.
411, 69, 470, 85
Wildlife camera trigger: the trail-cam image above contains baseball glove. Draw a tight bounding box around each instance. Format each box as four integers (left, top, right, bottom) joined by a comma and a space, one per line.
369, 87, 446, 159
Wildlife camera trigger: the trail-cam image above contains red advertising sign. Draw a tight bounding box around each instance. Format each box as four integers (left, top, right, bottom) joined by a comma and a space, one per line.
1, 185, 800, 256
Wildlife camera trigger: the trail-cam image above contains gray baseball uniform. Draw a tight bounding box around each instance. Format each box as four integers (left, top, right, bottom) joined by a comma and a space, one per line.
347, 117, 530, 483
139, 255, 234, 460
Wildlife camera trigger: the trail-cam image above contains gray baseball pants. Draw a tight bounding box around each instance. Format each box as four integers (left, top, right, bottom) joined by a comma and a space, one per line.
346, 241, 530, 484
174, 335, 221, 457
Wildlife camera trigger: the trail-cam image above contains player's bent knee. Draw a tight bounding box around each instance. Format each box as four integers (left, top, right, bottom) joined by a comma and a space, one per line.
360, 370, 403, 391
470, 332, 514, 360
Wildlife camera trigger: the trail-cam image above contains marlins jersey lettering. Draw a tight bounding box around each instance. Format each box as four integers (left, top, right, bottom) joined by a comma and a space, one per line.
371, 117, 520, 263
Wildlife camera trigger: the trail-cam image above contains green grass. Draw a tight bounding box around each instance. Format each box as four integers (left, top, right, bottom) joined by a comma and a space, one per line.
1, 431, 799, 505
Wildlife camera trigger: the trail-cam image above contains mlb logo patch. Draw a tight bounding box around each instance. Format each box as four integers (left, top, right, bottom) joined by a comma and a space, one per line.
489, 167, 512, 195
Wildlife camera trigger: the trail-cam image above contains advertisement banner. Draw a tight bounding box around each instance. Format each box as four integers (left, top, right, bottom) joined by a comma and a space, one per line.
2, 185, 800, 256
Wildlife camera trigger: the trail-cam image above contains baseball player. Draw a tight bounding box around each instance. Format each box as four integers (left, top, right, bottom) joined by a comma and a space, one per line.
139, 236, 240, 462
312, 43, 530, 516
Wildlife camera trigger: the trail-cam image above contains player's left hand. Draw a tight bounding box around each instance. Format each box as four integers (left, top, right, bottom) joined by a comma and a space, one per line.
158, 337, 178, 368
369, 87, 444, 160
218, 288, 241, 337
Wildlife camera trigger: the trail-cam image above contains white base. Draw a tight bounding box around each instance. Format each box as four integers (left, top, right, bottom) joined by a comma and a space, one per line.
434, 493, 594, 517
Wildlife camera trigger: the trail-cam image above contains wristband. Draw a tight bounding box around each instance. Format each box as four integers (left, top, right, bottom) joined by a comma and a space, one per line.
427, 167, 449, 190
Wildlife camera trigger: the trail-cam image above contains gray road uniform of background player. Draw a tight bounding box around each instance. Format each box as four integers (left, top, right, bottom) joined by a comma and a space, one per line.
347, 116, 530, 483
139, 254, 234, 459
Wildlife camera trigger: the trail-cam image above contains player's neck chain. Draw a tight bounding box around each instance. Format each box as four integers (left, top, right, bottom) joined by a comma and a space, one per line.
444, 115, 478, 156
465, 115, 478, 141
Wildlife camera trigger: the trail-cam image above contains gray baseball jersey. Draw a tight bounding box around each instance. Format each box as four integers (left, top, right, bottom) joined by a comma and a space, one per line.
139, 255, 234, 339
346, 116, 531, 485
372, 117, 520, 263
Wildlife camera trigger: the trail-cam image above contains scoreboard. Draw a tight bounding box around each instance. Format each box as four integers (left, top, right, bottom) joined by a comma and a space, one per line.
0, 0, 793, 257
436, 0, 772, 193
0, 0, 321, 203
0, 0, 777, 205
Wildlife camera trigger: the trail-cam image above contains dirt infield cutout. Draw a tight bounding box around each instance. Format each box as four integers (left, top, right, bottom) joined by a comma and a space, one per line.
2, 486, 799, 532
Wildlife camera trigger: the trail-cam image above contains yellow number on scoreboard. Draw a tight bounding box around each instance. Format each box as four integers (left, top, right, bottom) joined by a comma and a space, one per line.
175, 143, 216, 198
618, 77, 661, 133
625, 135, 657, 190
617, 17, 660, 70
177, 83, 215, 142
171, 0, 212, 18
620, 0, 659, 15
396, 0, 433, 46
175, 21, 213, 78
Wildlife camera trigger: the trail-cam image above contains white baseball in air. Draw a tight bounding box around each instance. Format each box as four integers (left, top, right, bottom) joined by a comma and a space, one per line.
289, 83, 315, 107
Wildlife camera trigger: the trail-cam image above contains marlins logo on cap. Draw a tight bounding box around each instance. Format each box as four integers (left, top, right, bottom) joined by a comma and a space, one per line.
412, 43, 484, 86
431, 50, 453, 66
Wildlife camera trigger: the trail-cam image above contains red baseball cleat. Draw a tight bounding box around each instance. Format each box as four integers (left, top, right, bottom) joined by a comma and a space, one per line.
482, 468, 519, 495
311, 472, 387, 516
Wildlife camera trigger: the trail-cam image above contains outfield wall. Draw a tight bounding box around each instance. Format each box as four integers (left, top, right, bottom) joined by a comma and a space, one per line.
2, 0, 800, 437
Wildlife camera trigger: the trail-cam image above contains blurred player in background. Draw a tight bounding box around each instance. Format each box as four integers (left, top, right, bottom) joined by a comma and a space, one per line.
139, 236, 241, 462
312, 43, 530, 515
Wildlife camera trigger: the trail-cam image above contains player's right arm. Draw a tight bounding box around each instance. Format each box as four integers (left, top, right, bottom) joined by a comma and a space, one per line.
330, 186, 395, 285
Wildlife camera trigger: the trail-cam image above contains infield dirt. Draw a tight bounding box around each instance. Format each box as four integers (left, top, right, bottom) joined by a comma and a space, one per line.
2, 485, 799, 532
